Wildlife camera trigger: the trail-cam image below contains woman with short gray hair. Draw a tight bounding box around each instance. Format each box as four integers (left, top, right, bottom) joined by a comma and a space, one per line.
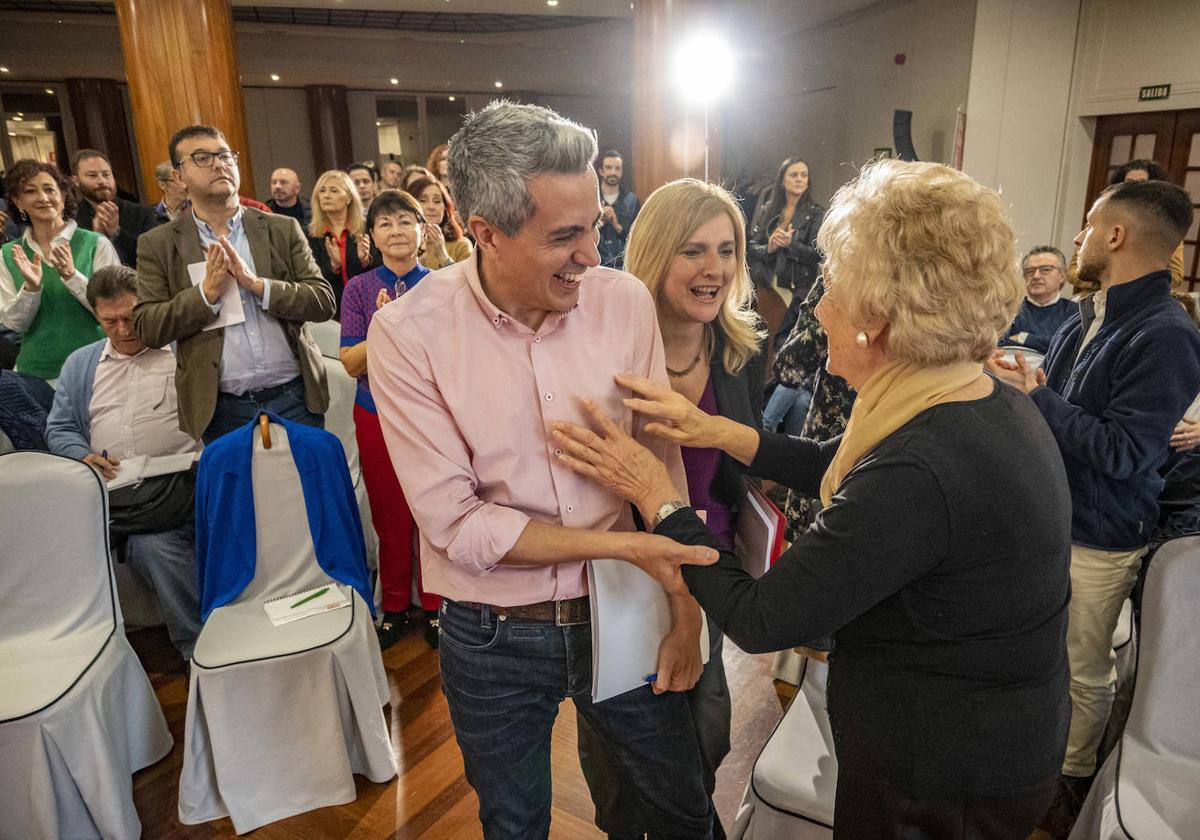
552, 159, 1073, 839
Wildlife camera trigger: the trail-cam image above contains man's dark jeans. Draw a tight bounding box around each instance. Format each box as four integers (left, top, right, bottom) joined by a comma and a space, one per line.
438, 599, 715, 840
202, 376, 323, 444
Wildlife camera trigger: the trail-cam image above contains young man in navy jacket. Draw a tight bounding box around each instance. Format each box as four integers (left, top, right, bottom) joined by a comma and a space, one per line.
990, 179, 1200, 836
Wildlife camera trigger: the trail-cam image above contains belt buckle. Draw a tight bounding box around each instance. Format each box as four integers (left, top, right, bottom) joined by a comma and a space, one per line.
555, 599, 587, 627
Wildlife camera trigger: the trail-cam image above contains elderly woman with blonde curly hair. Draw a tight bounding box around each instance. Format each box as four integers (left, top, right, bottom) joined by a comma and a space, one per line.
551, 160, 1072, 839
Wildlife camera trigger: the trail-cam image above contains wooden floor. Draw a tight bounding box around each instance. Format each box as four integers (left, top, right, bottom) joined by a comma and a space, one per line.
129, 621, 793, 839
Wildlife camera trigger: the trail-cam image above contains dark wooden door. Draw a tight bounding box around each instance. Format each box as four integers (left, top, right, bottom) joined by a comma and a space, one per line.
1167, 110, 1200, 289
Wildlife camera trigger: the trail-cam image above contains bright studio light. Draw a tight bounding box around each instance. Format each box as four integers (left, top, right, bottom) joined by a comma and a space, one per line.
671, 32, 734, 106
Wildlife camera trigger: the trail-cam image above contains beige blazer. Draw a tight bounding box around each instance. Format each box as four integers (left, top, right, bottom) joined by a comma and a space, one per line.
133, 208, 336, 439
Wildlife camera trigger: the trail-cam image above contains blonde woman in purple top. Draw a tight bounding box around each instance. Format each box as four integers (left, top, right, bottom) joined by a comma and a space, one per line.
578, 178, 766, 840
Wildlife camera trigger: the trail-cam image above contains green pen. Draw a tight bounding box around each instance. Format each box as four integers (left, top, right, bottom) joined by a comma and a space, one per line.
289, 587, 329, 609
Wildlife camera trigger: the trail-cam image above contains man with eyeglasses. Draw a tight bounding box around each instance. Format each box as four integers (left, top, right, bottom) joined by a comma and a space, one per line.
133, 125, 336, 443
1004, 245, 1076, 354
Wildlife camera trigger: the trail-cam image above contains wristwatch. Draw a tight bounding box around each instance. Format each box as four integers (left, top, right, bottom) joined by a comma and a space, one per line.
652, 500, 688, 529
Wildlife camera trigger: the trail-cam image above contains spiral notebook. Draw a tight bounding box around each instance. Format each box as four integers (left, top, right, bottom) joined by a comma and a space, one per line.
262, 585, 350, 626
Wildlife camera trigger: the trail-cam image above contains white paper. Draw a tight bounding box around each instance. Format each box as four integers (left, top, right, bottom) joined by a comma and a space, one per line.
106, 452, 198, 490
263, 585, 350, 626
188, 261, 246, 331
588, 559, 709, 703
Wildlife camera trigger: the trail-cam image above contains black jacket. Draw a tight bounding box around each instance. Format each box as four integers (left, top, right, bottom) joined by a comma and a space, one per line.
75, 197, 161, 268
747, 197, 824, 296
308, 230, 373, 318
707, 331, 766, 511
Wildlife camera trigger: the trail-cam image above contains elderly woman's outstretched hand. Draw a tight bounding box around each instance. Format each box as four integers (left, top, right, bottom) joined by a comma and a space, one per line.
551, 397, 678, 513
614, 374, 726, 448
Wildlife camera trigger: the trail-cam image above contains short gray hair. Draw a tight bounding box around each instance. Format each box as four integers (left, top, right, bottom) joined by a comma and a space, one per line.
1022, 245, 1066, 271
448, 100, 598, 236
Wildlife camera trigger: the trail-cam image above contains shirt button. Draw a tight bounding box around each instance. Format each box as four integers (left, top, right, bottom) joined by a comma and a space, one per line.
533, 336, 541, 343
566, 505, 574, 513
554, 448, 562, 456
545, 393, 554, 401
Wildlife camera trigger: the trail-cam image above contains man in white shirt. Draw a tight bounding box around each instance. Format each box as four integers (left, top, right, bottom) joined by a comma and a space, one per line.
46, 265, 203, 661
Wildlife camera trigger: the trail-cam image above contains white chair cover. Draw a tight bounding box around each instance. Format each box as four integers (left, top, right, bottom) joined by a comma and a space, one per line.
1098, 598, 1138, 763
1071, 536, 1200, 840
730, 656, 835, 840
0, 452, 171, 840
179, 423, 396, 834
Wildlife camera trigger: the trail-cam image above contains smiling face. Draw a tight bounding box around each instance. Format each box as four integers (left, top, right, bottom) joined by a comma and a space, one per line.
174, 134, 239, 205
418, 183, 446, 226
95, 293, 145, 356
372, 209, 423, 265
477, 169, 602, 329
657, 211, 736, 327
13, 171, 65, 226
75, 155, 116, 204
782, 161, 809, 200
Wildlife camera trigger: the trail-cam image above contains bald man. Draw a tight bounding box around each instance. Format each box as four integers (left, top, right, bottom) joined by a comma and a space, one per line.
266, 167, 311, 228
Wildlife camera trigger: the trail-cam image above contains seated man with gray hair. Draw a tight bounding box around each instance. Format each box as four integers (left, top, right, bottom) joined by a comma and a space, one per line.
1005, 245, 1075, 355
46, 264, 203, 661
367, 101, 717, 839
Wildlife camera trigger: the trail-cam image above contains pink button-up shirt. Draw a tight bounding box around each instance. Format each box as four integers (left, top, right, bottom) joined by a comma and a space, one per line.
366, 254, 685, 607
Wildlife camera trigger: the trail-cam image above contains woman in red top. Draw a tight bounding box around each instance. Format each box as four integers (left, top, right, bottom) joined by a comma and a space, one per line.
307, 169, 370, 318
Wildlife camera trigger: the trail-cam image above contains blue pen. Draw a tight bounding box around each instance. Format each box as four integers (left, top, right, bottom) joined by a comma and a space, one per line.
644, 673, 657, 684
101, 449, 108, 460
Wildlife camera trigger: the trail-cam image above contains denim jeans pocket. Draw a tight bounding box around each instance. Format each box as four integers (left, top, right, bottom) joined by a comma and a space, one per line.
439, 602, 504, 652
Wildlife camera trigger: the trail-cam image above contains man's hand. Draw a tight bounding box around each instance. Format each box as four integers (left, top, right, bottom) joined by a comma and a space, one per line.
652, 620, 703, 694
1170, 417, 1200, 452
986, 348, 1044, 394
601, 205, 619, 231
82, 452, 120, 480
623, 532, 717, 596
92, 200, 121, 238
202, 242, 234, 302
11, 247, 44, 291
218, 237, 264, 297
47, 241, 76, 279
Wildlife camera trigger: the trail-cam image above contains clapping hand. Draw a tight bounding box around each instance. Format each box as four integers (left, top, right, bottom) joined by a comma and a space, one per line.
217, 237, 263, 297
986, 349, 1044, 394
423, 223, 449, 263
1170, 418, 1200, 452
47, 241, 75, 279
324, 235, 342, 272
375, 287, 392, 310
356, 232, 372, 267
202, 242, 234, 302
11, 247, 44, 291
767, 224, 793, 254
92, 200, 121, 238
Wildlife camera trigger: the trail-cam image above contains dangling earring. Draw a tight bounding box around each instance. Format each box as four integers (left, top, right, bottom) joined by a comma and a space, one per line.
855, 331, 869, 348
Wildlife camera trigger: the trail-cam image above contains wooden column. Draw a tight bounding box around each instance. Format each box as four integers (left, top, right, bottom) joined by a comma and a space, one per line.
114, 0, 254, 200
632, 0, 723, 198
305, 85, 354, 175
64, 78, 140, 199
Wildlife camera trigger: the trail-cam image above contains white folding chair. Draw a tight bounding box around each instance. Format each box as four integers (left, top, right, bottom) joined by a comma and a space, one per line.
730, 656, 836, 839
0, 452, 172, 840
179, 421, 396, 833
1071, 536, 1200, 840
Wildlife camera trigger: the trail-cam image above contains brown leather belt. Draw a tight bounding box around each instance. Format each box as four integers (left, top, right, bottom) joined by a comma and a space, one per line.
454, 595, 590, 626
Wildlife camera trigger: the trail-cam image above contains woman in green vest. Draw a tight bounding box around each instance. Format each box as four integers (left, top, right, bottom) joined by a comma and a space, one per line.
0, 159, 119, 381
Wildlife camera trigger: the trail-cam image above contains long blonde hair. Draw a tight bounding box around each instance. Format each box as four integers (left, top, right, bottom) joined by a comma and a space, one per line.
308, 170, 364, 238
624, 179, 764, 373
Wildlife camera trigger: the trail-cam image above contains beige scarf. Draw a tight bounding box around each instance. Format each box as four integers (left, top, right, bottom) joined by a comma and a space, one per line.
819, 359, 983, 506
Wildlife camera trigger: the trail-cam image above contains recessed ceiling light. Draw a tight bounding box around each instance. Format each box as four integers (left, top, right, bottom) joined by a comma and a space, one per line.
16, 112, 24, 117
390, 77, 399, 85
448, 96, 456, 101
270, 73, 280, 81
547, 0, 559, 5
7, 132, 15, 137
494, 80, 503, 88
44, 88, 54, 95
376, 121, 382, 127
459, 39, 465, 44
0, 67, 9, 73
12, 116, 23, 122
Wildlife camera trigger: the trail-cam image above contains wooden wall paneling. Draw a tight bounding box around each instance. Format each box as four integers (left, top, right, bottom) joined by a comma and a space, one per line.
64, 78, 140, 198
305, 84, 355, 175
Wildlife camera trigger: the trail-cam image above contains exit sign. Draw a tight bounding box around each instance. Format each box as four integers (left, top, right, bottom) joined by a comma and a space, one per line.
1139, 84, 1171, 101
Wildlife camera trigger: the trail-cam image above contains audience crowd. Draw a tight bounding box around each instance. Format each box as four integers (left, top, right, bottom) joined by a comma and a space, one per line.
2, 97, 1199, 840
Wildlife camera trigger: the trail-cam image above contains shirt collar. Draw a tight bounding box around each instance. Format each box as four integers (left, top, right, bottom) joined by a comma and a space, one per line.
99, 338, 157, 361
464, 250, 576, 336
22, 219, 78, 251
1027, 293, 1062, 307
191, 204, 244, 240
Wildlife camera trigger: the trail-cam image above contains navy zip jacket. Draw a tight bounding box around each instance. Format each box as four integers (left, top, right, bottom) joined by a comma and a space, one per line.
1031, 270, 1200, 550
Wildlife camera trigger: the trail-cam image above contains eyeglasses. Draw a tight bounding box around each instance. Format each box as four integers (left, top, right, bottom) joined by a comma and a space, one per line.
1022, 265, 1061, 278
178, 150, 240, 169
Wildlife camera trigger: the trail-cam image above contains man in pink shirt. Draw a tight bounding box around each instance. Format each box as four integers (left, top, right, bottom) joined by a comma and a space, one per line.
367, 102, 717, 839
